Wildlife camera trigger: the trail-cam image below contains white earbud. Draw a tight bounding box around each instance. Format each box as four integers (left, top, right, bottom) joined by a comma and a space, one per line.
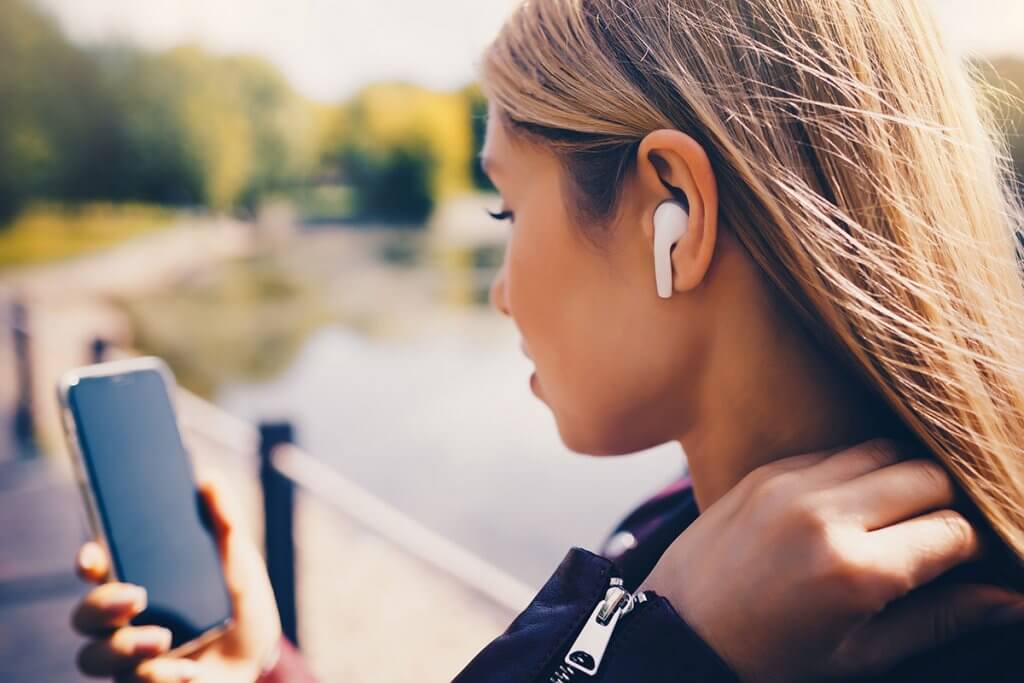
653, 200, 689, 298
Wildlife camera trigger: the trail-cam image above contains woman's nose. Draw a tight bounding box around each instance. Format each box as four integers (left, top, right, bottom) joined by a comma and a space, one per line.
489, 264, 511, 318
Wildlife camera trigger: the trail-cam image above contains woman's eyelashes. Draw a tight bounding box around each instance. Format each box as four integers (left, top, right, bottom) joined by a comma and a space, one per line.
487, 208, 515, 223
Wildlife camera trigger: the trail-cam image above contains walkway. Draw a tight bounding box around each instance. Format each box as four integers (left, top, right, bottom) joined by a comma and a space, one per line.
0, 457, 89, 682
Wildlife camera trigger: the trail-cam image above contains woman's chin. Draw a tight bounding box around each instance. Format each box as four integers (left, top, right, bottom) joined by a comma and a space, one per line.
532, 374, 663, 456
549, 408, 674, 457
553, 420, 648, 457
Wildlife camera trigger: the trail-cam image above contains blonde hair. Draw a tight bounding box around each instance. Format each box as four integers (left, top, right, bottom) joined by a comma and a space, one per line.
482, 0, 1024, 559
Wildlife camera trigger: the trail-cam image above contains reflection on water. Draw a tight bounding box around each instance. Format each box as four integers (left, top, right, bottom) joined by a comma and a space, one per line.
217, 319, 684, 587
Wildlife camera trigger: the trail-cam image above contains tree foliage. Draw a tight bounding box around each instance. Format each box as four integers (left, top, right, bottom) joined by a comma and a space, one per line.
320, 83, 476, 224
463, 83, 493, 191
0, 0, 318, 224
6, 0, 1017, 233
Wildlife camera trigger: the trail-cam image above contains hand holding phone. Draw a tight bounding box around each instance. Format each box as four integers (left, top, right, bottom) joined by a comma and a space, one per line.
59, 358, 281, 680
72, 476, 282, 682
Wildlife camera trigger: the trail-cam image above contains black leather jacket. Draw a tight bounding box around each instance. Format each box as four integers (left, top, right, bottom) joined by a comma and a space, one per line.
454, 477, 1024, 683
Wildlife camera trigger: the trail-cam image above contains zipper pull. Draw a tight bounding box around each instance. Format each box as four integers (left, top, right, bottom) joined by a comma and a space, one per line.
564, 578, 643, 676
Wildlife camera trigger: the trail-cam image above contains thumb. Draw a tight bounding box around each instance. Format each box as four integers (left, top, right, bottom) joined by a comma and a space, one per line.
195, 473, 258, 591
195, 472, 277, 624
76, 541, 111, 583
195, 472, 243, 546
841, 583, 1024, 675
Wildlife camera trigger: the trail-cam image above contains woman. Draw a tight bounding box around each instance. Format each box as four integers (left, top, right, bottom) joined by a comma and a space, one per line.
70, 0, 1024, 681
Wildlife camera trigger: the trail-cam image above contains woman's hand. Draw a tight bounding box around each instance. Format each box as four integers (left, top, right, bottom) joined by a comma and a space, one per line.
640, 439, 1024, 683
71, 476, 281, 683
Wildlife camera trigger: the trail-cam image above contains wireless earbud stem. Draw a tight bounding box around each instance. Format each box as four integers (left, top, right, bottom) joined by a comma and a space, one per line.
653, 200, 689, 298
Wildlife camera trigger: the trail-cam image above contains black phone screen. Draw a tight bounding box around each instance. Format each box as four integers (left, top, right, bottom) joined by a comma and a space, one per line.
67, 367, 232, 648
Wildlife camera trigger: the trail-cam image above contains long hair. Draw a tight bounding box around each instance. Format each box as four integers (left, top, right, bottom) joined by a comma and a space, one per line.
481, 0, 1024, 559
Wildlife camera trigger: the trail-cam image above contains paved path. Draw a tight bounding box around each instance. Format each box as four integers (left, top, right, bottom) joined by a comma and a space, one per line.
0, 457, 90, 682
0, 420, 523, 682
0, 218, 251, 301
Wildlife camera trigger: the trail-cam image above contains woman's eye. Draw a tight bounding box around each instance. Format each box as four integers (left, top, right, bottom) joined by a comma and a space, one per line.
486, 209, 515, 222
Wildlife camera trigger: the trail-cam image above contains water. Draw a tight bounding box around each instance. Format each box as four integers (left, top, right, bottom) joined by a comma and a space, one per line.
217, 309, 685, 588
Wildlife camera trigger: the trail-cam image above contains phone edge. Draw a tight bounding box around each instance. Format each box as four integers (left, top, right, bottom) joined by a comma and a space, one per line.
57, 365, 120, 583
56, 356, 235, 656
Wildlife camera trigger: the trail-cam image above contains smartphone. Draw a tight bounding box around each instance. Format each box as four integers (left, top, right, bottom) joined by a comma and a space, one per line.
58, 357, 232, 654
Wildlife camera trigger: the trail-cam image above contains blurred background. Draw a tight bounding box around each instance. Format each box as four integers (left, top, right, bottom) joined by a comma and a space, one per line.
0, 0, 1021, 680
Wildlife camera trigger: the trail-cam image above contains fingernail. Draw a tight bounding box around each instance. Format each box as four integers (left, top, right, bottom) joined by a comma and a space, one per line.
172, 659, 200, 681
123, 585, 147, 612
104, 585, 147, 612
987, 602, 1024, 626
79, 544, 103, 572
131, 628, 172, 655
79, 550, 95, 572
145, 657, 200, 682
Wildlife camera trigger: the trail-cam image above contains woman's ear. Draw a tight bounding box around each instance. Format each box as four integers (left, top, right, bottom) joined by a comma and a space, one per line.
636, 129, 718, 294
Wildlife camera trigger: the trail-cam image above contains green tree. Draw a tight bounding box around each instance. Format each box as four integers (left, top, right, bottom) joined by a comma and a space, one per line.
230, 56, 318, 211
0, 0, 320, 225
89, 47, 205, 206
0, 0, 104, 222
462, 84, 493, 191
341, 139, 437, 223
322, 82, 475, 224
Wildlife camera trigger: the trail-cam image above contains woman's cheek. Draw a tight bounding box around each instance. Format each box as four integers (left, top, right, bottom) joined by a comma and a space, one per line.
506, 237, 555, 362
504, 234, 536, 330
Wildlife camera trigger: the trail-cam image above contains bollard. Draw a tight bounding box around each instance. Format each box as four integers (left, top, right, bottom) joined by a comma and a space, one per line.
11, 300, 35, 453
258, 421, 299, 647
91, 337, 109, 365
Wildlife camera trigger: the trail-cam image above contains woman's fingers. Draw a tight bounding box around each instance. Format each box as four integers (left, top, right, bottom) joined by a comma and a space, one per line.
71, 583, 148, 636
804, 438, 905, 486
834, 459, 956, 530
119, 657, 201, 683
866, 509, 982, 594
76, 541, 111, 583
76, 626, 172, 677
758, 450, 834, 476
838, 583, 1024, 676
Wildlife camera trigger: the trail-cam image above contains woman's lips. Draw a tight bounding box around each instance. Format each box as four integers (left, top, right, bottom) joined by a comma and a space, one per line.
522, 341, 541, 397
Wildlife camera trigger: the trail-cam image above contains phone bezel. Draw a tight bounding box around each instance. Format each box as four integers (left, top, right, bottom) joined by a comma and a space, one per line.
57, 356, 233, 657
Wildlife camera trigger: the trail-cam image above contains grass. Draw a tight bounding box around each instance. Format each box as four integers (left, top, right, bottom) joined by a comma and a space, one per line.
0, 202, 174, 269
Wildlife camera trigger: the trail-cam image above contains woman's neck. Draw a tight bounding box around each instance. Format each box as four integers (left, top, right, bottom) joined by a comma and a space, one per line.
678, 284, 894, 511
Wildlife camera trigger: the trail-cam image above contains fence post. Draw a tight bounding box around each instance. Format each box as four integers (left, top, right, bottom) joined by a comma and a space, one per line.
258, 421, 298, 647
91, 337, 109, 364
11, 300, 35, 453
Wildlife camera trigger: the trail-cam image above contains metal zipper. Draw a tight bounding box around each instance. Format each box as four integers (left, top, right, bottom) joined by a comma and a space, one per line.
547, 577, 649, 682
